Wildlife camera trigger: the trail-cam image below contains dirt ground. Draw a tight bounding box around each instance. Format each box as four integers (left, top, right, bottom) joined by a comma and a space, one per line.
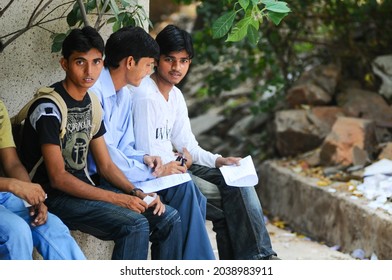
206, 221, 354, 260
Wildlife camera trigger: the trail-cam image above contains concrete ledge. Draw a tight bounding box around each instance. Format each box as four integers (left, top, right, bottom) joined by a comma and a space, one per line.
33, 177, 218, 260
33, 230, 114, 260
257, 160, 392, 259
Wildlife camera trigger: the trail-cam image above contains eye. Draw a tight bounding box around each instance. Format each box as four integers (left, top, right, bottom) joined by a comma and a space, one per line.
76, 60, 85, 66
93, 59, 102, 65
164, 57, 174, 63
180, 59, 189, 64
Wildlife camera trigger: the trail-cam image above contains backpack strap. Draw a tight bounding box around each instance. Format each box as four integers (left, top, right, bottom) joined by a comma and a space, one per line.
11, 87, 68, 139
88, 90, 103, 137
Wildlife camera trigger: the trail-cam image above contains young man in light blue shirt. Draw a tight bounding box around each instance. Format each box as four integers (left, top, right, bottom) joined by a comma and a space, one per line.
88, 26, 215, 260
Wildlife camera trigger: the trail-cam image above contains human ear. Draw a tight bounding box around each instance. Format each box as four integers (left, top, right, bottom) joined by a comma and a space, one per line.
60, 57, 68, 71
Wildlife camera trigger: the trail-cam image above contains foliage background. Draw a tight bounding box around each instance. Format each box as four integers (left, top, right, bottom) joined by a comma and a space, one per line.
174, 0, 392, 115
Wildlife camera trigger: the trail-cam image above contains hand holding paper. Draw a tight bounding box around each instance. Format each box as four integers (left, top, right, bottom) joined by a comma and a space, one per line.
219, 155, 259, 187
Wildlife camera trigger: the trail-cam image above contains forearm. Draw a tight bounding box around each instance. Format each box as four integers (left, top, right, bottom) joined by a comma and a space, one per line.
4, 162, 31, 182
49, 170, 117, 203
0, 177, 18, 193
98, 163, 136, 195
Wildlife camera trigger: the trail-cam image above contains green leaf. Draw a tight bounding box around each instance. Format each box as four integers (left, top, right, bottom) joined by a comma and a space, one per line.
52, 33, 67, 43
226, 18, 251, 42
267, 11, 288, 25
106, 17, 117, 24
239, 0, 249, 10
212, 11, 237, 39
66, 8, 78, 26
247, 24, 259, 45
112, 20, 121, 32
86, 0, 96, 11
51, 42, 62, 53
264, 1, 291, 13
251, 0, 259, 5
51, 33, 67, 53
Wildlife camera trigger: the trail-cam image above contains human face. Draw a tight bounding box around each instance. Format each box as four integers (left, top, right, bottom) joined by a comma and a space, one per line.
155, 50, 191, 86
61, 48, 103, 95
126, 57, 155, 87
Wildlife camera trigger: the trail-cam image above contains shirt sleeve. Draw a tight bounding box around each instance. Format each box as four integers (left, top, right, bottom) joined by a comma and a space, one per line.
30, 101, 61, 146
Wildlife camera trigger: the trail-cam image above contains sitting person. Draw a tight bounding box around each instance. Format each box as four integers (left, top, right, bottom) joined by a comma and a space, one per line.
19, 26, 182, 260
88, 26, 215, 260
131, 24, 278, 260
0, 100, 85, 260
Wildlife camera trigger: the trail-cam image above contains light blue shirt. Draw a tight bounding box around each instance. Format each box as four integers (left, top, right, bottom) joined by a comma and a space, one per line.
88, 68, 155, 183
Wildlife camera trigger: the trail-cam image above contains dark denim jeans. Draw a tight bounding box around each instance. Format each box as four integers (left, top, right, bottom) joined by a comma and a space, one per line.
45, 181, 182, 260
190, 164, 276, 260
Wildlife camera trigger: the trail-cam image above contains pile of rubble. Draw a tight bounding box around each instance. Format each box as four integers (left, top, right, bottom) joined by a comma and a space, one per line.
186, 55, 392, 216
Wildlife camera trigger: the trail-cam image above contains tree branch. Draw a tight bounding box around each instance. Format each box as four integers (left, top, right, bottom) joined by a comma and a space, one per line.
0, 0, 15, 18
76, 0, 90, 26
94, 0, 110, 29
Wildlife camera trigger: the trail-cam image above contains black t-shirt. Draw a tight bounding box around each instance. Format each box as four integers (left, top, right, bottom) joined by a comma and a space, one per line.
20, 82, 105, 194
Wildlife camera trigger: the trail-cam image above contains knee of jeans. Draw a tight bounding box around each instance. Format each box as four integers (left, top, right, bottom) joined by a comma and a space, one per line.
125, 216, 150, 233
6, 220, 32, 243
165, 208, 181, 226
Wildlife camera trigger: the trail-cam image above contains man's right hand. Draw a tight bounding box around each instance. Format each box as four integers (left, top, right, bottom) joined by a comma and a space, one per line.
12, 180, 47, 206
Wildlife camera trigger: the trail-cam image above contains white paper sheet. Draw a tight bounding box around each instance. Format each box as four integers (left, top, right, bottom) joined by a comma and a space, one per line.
219, 155, 259, 187
133, 173, 192, 193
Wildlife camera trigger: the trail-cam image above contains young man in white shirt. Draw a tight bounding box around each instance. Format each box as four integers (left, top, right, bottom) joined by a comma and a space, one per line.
131, 24, 278, 260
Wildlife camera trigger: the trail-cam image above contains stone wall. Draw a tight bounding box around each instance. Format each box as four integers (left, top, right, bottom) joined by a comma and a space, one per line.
0, 0, 149, 116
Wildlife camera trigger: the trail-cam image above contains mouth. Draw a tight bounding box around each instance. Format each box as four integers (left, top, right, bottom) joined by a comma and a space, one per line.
169, 71, 182, 78
84, 78, 94, 83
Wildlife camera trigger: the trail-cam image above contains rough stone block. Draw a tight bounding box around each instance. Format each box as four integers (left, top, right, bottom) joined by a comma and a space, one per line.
257, 160, 392, 259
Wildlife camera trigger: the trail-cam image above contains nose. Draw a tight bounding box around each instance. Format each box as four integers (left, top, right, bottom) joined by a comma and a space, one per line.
171, 60, 179, 70
85, 63, 92, 75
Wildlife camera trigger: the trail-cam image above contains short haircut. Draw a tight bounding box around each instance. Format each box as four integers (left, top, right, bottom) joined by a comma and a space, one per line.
61, 26, 104, 60
155, 24, 194, 59
104, 26, 159, 68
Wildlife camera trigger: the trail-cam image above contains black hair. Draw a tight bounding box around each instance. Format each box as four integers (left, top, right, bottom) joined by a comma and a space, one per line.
104, 26, 159, 68
155, 24, 194, 59
61, 26, 104, 60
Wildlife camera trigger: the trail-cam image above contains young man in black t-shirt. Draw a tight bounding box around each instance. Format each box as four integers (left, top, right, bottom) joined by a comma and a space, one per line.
20, 27, 182, 260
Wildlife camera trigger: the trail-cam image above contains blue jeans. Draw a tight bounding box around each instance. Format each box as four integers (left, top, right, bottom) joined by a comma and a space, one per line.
0, 193, 85, 260
159, 180, 215, 260
189, 164, 276, 260
45, 182, 182, 260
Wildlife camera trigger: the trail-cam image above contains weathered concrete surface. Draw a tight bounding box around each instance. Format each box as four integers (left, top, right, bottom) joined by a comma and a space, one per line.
257, 160, 392, 260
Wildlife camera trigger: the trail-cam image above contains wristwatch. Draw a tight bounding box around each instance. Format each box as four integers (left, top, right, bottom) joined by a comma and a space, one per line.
129, 188, 143, 196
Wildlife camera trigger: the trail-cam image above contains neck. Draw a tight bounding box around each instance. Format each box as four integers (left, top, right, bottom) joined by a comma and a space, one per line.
62, 80, 86, 101
109, 67, 126, 92
151, 73, 173, 100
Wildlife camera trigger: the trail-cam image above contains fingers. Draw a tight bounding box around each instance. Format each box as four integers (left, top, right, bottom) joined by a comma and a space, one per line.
30, 204, 48, 226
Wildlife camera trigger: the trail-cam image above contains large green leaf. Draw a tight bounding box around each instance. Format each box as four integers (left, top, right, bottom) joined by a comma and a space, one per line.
212, 11, 237, 39
66, 9, 78, 27
267, 11, 288, 25
264, 1, 291, 13
247, 24, 260, 45
226, 17, 251, 42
